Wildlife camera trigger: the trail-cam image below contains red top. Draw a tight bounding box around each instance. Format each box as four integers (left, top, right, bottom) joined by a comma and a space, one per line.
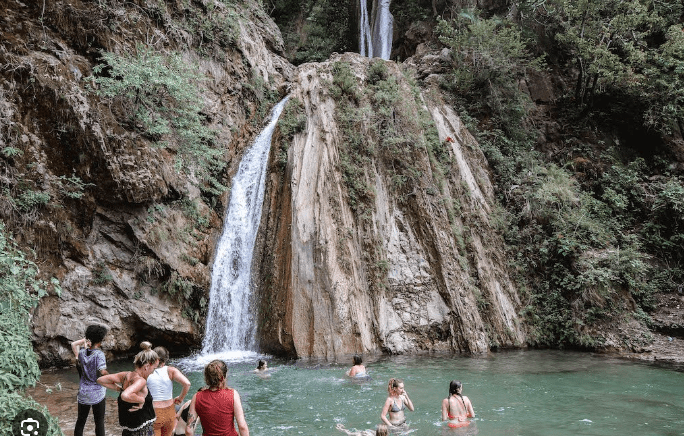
195, 388, 237, 436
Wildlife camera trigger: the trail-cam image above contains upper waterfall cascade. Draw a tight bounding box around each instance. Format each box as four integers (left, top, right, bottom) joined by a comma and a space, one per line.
201, 97, 290, 356
359, 0, 393, 60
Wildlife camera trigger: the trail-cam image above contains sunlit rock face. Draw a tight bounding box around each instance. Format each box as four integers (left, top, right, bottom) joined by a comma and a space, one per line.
255, 53, 526, 359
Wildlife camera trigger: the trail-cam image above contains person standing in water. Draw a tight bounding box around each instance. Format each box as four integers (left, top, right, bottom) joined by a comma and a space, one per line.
185, 360, 249, 436
441, 380, 475, 428
72, 325, 109, 436
346, 355, 367, 378
147, 346, 192, 436
97, 342, 160, 436
380, 378, 414, 428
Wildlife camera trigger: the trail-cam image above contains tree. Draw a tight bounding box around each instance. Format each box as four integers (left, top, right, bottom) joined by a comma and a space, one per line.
518, 0, 684, 132
643, 25, 684, 135
436, 12, 544, 134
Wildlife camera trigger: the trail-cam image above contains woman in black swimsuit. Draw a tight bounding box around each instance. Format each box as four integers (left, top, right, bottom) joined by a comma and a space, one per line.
97, 342, 160, 436
380, 378, 414, 428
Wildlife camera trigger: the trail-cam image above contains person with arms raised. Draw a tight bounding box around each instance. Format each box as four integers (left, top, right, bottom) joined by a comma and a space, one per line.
72, 325, 109, 436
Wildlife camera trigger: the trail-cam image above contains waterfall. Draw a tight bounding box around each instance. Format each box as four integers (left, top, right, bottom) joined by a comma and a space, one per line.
359, 0, 393, 60
359, 0, 373, 57
200, 97, 289, 359
371, 0, 393, 60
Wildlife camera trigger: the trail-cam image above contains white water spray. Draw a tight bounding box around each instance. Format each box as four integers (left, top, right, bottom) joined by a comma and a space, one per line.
201, 97, 290, 358
359, 0, 393, 60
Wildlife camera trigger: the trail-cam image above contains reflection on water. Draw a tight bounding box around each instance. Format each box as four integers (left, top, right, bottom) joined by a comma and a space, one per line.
33, 351, 684, 436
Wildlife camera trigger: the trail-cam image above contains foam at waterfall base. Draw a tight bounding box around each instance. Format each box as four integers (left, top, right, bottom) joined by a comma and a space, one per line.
175, 350, 271, 372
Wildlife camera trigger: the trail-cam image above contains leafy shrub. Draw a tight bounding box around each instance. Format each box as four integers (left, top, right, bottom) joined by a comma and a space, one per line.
92, 261, 113, 285
244, 69, 280, 127
90, 44, 225, 194
436, 13, 543, 135
15, 189, 50, 212
1, 147, 22, 158
0, 222, 62, 436
367, 59, 388, 85
54, 175, 93, 199
161, 272, 206, 323
178, 198, 211, 232
277, 98, 307, 140
330, 62, 361, 102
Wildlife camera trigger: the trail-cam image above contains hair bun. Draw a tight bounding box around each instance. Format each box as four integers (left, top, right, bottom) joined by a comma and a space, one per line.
140, 341, 153, 350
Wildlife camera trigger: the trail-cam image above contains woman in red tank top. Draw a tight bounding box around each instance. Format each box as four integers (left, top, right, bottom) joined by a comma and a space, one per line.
185, 360, 249, 436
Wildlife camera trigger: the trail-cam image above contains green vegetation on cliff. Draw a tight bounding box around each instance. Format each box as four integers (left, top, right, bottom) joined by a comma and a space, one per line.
0, 223, 61, 436
435, 2, 684, 347
267, 0, 357, 64
90, 45, 225, 195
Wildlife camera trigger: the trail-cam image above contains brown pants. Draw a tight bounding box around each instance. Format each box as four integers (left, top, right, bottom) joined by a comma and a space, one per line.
153, 405, 176, 436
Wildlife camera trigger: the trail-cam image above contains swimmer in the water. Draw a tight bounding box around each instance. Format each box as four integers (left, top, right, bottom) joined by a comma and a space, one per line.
335, 423, 388, 436
380, 378, 413, 428
254, 360, 268, 372
253, 359, 271, 378
441, 380, 474, 428
346, 355, 367, 378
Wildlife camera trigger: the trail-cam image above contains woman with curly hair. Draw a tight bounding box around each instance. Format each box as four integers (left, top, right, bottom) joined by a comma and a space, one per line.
71, 324, 109, 436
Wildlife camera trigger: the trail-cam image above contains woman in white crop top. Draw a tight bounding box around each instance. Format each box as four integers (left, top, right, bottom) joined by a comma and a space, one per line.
147, 346, 191, 436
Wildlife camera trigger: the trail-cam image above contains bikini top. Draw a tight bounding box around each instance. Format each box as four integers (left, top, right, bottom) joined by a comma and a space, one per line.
448, 395, 467, 419
390, 398, 405, 413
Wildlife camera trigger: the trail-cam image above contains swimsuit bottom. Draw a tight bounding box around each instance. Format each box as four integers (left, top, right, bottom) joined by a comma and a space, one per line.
447, 420, 471, 429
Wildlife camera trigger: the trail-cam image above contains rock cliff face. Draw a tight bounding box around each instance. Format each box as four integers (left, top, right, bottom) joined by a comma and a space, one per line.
4, 0, 525, 364
0, 0, 290, 365
255, 53, 525, 358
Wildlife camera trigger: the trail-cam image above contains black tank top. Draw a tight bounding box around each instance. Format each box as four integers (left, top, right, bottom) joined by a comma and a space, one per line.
118, 390, 156, 431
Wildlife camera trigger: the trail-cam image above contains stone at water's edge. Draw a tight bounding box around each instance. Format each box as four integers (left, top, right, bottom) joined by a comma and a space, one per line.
254, 53, 526, 359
